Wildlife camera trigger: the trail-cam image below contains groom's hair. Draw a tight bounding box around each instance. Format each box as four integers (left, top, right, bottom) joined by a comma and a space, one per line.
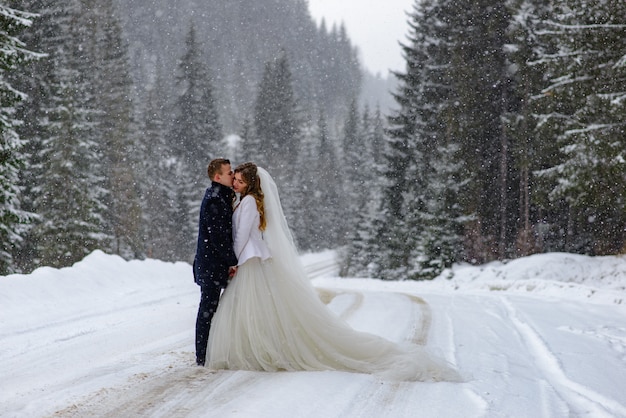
207, 158, 230, 180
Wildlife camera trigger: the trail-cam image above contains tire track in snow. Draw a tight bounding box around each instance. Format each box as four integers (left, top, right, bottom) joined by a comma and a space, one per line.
406, 294, 431, 345
3, 290, 194, 341
500, 297, 626, 417
333, 380, 402, 418
317, 289, 431, 345
50, 351, 283, 418
49, 290, 366, 417
51, 355, 231, 418
50, 291, 431, 417
316, 287, 364, 321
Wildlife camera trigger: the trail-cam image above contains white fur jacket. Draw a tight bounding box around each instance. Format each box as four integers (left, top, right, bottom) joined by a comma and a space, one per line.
232, 195, 271, 266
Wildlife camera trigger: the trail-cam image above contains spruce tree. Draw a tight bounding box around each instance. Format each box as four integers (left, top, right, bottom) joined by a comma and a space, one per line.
405, 0, 465, 278
284, 110, 341, 251
252, 52, 301, 223
27, 0, 110, 268
339, 100, 362, 276
253, 52, 300, 178
87, 0, 143, 259
506, 0, 539, 255
444, 0, 512, 261
0, 4, 38, 274
412, 141, 466, 279
238, 117, 253, 163
136, 69, 179, 261
339, 98, 361, 243
534, 0, 626, 254
312, 112, 342, 249
376, 0, 435, 280
291, 114, 321, 251
113, 0, 362, 136
168, 24, 223, 261
10, 0, 49, 271
341, 106, 384, 277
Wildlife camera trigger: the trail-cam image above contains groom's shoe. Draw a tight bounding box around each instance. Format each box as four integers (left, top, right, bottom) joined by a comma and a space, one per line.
196, 358, 205, 366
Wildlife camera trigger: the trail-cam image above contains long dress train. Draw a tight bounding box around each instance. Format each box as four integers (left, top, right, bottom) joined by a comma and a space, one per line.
207, 168, 461, 382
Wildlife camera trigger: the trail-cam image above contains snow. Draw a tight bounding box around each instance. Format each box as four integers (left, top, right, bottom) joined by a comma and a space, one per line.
1, 249, 625, 417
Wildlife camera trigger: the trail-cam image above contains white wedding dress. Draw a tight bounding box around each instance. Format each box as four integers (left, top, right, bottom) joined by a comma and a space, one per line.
207, 168, 461, 382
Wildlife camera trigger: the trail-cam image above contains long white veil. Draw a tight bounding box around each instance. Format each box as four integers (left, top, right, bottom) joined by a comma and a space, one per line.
256, 167, 307, 279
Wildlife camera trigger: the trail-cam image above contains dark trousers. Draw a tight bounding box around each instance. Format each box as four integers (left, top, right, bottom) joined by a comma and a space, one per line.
195, 284, 224, 364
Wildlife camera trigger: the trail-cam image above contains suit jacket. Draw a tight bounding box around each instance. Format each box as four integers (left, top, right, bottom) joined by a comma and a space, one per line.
193, 182, 238, 287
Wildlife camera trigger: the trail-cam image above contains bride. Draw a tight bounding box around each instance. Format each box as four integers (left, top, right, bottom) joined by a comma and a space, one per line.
207, 162, 461, 382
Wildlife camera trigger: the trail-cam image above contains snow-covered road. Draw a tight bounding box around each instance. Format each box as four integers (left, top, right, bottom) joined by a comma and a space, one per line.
1, 250, 625, 417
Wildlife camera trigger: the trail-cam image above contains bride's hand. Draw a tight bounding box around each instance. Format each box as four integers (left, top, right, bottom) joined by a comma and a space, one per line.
228, 266, 238, 278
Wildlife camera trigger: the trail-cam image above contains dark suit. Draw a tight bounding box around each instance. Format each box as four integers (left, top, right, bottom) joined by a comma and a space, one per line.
193, 182, 238, 365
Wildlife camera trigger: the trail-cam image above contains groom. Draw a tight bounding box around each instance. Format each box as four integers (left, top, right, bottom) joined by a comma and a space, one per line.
193, 158, 238, 366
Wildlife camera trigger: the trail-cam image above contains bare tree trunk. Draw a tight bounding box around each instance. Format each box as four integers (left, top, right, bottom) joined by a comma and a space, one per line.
516, 164, 534, 256
499, 125, 508, 258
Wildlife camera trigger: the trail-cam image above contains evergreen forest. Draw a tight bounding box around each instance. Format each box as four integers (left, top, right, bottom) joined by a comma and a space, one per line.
1, 0, 624, 279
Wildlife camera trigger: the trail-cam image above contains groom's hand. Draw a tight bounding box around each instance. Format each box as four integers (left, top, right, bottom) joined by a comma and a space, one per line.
228, 266, 237, 279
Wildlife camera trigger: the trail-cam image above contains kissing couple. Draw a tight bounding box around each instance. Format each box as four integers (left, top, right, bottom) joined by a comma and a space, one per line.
193, 158, 461, 382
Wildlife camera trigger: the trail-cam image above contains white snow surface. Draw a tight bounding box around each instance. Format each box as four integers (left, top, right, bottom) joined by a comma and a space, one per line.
1, 250, 625, 417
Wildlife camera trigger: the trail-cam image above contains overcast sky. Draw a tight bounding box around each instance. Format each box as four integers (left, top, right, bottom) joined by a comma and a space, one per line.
307, 0, 415, 76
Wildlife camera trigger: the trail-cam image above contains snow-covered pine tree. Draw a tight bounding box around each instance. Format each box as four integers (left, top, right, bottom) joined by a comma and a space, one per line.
443, 0, 512, 262
0, 4, 39, 274
252, 52, 300, 177
339, 99, 362, 276
86, 0, 143, 259
339, 98, 361, 242
312, 111, 342, 249
318, 23, 361, 120
10, 0, 49, 272
534, 0, 626, 255
378, 0, 490, 279
412, 141, 466, 279
168, 24, 223, 261
402, 0, 465, 279
503, 0, 552, 256
113, 0, 361, 137
237, 117, 253, 163
251, 52, 301, 222
289, 113, 319, 251
135, 66, 179, 261
360, 107, 388, 276
341, 105, 384, 277
375, 0, 435, 280
24, 0, 110, 268
287, 109, 341, 252
369, 106, 386, 170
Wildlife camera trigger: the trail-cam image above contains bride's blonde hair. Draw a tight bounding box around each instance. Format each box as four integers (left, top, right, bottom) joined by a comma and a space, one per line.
235, 162, 266, 231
